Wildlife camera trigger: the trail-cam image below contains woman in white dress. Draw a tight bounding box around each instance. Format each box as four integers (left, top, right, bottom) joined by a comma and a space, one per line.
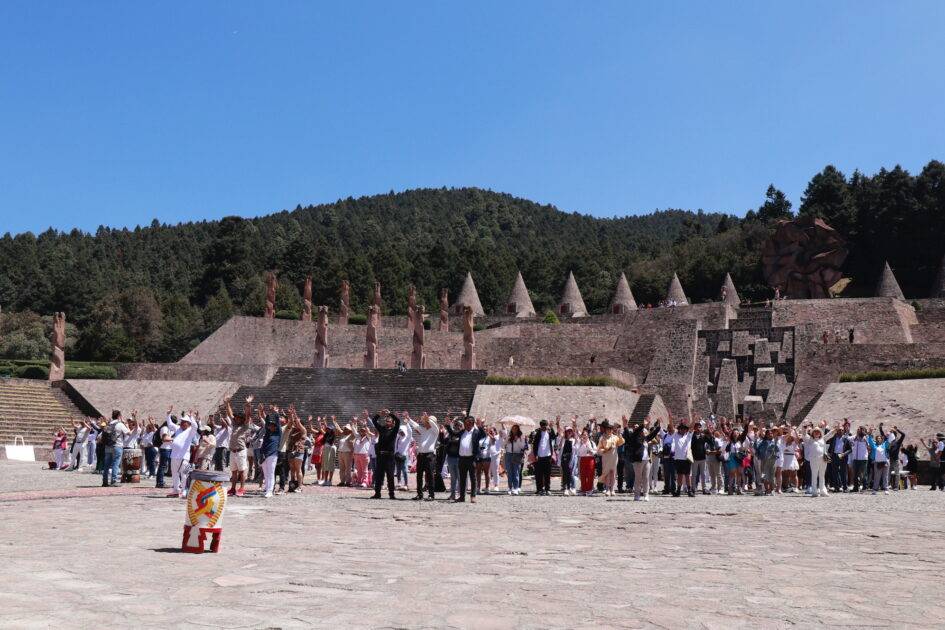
780, 427, 800, 492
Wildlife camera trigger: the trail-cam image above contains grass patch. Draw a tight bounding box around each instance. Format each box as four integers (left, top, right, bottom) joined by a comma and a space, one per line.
839, 367, 945, 382
484, 375, 629, 389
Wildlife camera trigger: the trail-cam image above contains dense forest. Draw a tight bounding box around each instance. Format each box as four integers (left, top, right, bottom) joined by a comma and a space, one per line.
1, 160, 943, 363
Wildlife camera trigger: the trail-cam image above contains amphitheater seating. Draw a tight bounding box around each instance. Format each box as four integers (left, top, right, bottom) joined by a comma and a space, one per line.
0, 379, 84, 446
233, 368, 487, 421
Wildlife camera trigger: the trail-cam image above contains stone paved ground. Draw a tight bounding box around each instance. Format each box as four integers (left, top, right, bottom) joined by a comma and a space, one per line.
1, 460, 943, 629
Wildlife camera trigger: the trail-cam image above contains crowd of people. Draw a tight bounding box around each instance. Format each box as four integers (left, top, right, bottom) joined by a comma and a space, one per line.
50, 400, 945, 501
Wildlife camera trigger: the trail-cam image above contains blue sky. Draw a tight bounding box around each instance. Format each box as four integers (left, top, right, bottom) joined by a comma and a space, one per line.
1, 2, 943, 234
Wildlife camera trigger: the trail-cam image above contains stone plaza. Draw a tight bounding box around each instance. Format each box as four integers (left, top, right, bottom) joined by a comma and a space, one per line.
1, 459, 942, 629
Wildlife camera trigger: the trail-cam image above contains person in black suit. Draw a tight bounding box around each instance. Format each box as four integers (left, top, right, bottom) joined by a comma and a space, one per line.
454, 416, 484, 503
371, 409, 400, 499
531, 419, 557, 496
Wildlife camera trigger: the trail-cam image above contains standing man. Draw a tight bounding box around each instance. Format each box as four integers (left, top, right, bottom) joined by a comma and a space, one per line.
689, 420, 713, 495
167, 413, 197, 498
156, 410, 176, 489
406, 412, 439, 501
850, 426, 870, 492
371, 409, 401, 499
531, 419, 557, 496
224, 396, 253, 497
454, 416, 484, 503
101, 411, 129, 487
829, 421, 851, 492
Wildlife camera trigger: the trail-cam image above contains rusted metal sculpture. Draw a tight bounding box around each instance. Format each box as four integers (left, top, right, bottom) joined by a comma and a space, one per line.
264, 272, 277, 319
302, 276, 313, 321
406, 284, 417, 329
363, 305, 379, 368
314, 306, 330, 367
49, 312, 66, 381
339, 279, 350, 325
761, 215, 847, 299
410, 305, 425, 369
460, 305, 476, 369
438, 288, 449, 332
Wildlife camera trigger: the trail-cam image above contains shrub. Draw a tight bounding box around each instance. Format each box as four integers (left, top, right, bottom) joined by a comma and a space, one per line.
347, 314, 367, 325
275, 309, 300, 320
15, 364, 49, 379
65, 365, 118, 379
473, 323, 485, 332
839, 367, 945, 382
423, 319, 431, 330
543, 310, 560, 325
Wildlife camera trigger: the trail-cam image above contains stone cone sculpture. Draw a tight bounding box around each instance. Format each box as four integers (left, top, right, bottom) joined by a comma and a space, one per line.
666, 273, 688, 305
453, 272, 485, 316
875, 261, 905, 300
611, 272, 637, 313
557, 271, 588, 317
505, 271, 536, 317
721, 273, 741, 306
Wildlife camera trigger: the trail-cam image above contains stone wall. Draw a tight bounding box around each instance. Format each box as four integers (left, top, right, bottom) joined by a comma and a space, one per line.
469, 385, 640, 423
66, 379, 242, 420
117, 363, 277, 386
772, 298, 915, 344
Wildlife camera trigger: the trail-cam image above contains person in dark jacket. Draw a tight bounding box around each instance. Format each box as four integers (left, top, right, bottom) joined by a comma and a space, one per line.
623, 417, 661, 501
530, 420, 557, 496
454, 416, 484, 503
371, 409, 400, 499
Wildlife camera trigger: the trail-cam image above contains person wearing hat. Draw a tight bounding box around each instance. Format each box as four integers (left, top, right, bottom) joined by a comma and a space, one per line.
194, 424, 217, 471
260, 408, 284, 498
596, 420, 624, 496
530, 419, 558, 496
802, 421, 837, 497
166, 412, 198, 498
406, 412, 439, 501
623, 416, 661, 501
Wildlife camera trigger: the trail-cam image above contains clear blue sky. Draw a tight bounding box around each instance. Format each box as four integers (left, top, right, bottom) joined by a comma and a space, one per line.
1, 2, 943, 235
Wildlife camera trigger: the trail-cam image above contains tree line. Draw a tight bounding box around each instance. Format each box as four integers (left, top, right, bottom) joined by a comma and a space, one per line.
0, 161, 942, 363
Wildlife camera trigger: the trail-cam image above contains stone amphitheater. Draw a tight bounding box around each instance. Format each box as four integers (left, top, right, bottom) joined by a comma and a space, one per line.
3, 261, 945, 461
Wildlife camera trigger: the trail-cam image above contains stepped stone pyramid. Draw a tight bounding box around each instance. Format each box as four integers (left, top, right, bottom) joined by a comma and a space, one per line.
666, 273, 688, 305
557, 271, 588, 317
875, 261, 905, 300
505, 271, 536, 317
611, 272, 637, 313
452, 272, 485, 316
931, 255, 945, 298
721, 273, 741, 306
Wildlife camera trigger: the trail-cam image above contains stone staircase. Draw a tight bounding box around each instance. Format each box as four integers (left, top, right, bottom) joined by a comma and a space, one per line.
232, 368, 487, 421
0, 378, 85, 446
629, 394, 656, 423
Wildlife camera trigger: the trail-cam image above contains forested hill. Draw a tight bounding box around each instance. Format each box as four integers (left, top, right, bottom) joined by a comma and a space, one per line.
1, 159, 944, 363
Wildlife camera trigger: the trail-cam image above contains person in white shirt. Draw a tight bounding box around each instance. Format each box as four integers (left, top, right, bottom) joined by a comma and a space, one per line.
394, 416, 413, 491
213, 417, 230, 472
167, 415, 198, 498
802, 422, 837, 497
70, 420, 89, 470
871, 426, 891, 494
406, 413, 439, 500
671, 424, 694, 497
455, 417, 484, 503
850, 428, 871, 492
501, 424, 528, 495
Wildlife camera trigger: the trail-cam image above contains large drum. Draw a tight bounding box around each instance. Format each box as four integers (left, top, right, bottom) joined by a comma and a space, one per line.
181, 470, 229, 553
122, 448, 142, 483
